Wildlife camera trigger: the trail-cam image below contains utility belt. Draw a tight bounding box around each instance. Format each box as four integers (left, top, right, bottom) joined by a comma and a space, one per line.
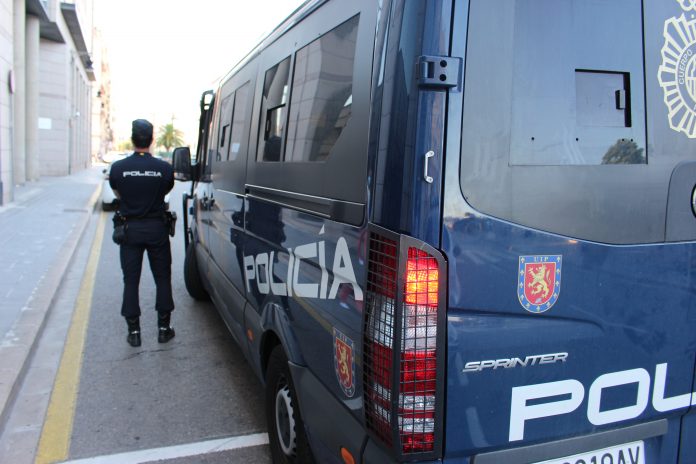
112, 211, 177, 245
124, 211, 169, 221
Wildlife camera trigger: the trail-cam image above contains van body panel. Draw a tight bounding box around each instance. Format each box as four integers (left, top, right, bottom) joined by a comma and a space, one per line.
371, 0, 453, 245
679, 412, 696, 462
288, 362, 368, 464
205, 254, 248, 351
243, 198, 367, 413
441, 208, 696, 456
442, 0, 696, 460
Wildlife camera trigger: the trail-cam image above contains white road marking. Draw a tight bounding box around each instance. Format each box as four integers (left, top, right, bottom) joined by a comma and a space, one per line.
59, 433, 269, 464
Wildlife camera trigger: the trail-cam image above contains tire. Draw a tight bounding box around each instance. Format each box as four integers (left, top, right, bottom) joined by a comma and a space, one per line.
265, 346, 314, 464
183, 243, 210, 301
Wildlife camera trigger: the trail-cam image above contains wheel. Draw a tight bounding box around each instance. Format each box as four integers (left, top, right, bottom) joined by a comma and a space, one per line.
183, 243, 209, 301
265, 346, 314, 464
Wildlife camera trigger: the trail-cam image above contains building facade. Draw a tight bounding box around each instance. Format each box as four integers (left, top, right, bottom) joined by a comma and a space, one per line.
0, 0, 98, 205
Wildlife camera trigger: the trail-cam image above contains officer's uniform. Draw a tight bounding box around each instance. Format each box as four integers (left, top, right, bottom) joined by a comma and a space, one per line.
109, 152, 175, 320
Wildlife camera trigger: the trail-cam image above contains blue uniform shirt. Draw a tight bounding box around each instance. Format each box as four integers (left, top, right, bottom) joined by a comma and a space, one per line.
109, 153, 174, 217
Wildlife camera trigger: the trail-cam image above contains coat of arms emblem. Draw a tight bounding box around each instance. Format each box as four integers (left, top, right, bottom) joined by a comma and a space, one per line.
333, 328, 355, 397
658, 0, 696, 138
518, 255, 562, 313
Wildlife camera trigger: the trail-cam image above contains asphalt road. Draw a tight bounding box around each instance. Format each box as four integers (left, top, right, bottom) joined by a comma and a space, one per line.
21, 180, 272, 463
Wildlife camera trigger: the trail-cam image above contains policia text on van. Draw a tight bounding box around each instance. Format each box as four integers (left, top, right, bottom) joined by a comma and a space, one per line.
171, 0, 696, 463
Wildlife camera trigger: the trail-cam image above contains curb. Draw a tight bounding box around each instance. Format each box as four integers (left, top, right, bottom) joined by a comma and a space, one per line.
0, 182, 103, 433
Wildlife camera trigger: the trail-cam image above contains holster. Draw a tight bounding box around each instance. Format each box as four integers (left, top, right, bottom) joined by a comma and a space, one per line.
112, 213, 127, 245
165, 211, 177, 237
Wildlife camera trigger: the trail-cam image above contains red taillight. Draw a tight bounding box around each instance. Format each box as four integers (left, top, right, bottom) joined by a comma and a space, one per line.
371, 341, 394, 389
368, 345, 436, 391
364, 231, 444, 457
405, 249, 439, 306
402, 432, 436, 453
400, 350, 437, 392
399, 248, 438, 453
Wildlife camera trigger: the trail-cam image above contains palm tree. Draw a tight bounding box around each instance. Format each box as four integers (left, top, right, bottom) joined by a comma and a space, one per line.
156, 123, 184, 152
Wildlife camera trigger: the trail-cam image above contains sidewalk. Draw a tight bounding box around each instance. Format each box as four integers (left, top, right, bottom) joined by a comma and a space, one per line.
0, 166, 103, 429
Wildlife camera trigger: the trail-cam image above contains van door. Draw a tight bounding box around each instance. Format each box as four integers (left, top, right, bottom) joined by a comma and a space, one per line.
443, 0, 696, 461
208, 67, 256, 345
192, 94, 217, 264
242, 1, 377, 457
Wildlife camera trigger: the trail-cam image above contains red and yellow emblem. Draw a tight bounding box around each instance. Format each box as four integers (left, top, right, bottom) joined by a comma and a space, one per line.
518, 255, 562, 313
333, 328, 355, 397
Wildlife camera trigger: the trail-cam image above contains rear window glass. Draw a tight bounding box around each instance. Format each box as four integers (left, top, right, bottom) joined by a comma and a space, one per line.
505, 1, 646, 166
459, 0, 670, 243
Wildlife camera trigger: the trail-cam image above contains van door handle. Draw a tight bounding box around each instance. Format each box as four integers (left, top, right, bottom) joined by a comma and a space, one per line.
424, 150, 435, 183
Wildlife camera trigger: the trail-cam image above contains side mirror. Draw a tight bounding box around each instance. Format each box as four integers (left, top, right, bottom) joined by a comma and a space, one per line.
172, 146, 192, 181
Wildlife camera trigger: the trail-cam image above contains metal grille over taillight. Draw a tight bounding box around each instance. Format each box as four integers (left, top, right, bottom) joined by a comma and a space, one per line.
363, 225, 446, 459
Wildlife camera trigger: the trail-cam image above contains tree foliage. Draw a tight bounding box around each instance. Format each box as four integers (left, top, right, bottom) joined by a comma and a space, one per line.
156, 123, 185, 152
601, 139, 645, 165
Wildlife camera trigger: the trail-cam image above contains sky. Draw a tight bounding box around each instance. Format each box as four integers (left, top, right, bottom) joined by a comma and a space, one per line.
96, 0, 306, 148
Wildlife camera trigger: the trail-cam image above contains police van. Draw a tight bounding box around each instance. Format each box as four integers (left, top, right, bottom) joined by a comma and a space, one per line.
172, 0, 696, 462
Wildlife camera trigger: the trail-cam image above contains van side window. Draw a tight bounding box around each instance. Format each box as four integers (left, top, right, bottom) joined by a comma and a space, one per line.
245, 6, 372, 216
257, 57, 291, 162
286, 15, 359, 162
211, 78, 253, 193
229, 82, 251, 161
218, 93, 234, 161
201, 95, 218, 181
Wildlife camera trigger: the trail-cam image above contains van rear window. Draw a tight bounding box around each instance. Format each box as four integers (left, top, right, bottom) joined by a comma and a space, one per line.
504, 1, 646, 166
457, 0, 685, 244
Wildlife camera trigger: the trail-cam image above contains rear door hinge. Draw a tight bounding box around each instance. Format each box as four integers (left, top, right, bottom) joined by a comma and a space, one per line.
417, 55, 462, 90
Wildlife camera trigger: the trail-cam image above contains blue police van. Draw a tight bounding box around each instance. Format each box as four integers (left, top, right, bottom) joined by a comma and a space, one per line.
172, 0, 696, 462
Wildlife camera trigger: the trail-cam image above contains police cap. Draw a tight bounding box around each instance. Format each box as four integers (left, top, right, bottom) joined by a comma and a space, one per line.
132, 119, 153, 140
131, 119, 154, 149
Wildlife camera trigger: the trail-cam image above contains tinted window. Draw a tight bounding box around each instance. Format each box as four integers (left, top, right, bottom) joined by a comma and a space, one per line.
286, 16, 359, 162
218, 93, 233, 161
460, 0, 659, 243
201, 95, 218, 181
502, 1, 646, 165
257, 58, 291, 162
211, 77, 253, 193
245, 4, 373, 216
229, 82, 251, 161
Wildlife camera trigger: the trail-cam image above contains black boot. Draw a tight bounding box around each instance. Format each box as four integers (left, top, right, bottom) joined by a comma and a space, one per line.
157, 312, 175, 343
126, 317, 141, 347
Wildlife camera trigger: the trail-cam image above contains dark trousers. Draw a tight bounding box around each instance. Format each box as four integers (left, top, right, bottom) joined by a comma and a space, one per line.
119, 219, 174, 318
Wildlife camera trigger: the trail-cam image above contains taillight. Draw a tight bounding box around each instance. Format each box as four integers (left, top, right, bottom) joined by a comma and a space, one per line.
363, 227, 445, 458
405, 249, 439, 306
399, 249, 438, 452
364, 233, 398, 448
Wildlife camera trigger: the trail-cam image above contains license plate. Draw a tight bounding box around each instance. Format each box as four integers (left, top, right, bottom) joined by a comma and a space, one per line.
534, 441, 644, 464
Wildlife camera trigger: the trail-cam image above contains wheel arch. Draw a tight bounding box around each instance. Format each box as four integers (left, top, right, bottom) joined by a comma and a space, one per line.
260, 329, 282, 379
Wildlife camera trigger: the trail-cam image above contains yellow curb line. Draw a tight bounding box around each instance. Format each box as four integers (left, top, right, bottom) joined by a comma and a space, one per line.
85, 182, 103, 212
35, 212, 106, 464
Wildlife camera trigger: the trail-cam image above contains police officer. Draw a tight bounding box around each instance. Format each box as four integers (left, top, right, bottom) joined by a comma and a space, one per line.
109, 119, 175, 347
